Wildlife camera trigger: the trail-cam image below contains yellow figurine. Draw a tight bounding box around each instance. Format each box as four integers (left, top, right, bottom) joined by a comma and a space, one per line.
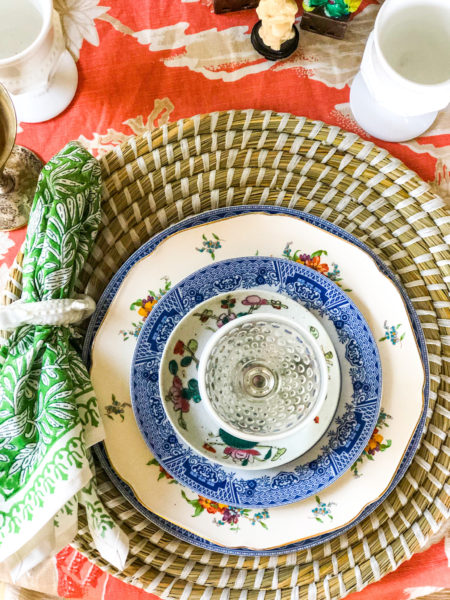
256, 0, 299, 51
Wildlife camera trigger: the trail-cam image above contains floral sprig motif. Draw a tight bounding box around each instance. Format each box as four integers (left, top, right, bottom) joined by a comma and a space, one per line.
173, 338, 200, 368
203, 429, 287, 467
282, 243, 351, 291
351, 409, 392, 477
195, 294, 287, 329
181, 491, 270, 532
119, 278, 171, 341
146, 459, 270, 532
310, 326, 334, 370
166, 359, 201, 430
379, 322, 405, 346
147, 458, 178, 483
196, 233, 224, 260
104, 395, 131, 422
312, 495, 335, 523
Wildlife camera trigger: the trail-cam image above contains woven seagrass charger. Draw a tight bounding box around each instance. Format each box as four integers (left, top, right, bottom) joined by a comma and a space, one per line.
2, 110, 449, 600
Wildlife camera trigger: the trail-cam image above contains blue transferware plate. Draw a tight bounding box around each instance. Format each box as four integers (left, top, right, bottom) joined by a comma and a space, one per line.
130, 256, 382, 508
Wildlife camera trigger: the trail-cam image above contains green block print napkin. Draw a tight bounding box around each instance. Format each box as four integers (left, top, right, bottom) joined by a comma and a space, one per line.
0, 142, 128, 579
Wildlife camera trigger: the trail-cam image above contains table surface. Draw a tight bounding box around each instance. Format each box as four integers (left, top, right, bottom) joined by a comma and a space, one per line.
0, 1, 449, 599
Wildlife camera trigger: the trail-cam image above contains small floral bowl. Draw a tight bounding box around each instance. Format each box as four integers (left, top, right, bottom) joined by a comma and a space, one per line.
198, 312, 328, 442
158, 289, 340, 470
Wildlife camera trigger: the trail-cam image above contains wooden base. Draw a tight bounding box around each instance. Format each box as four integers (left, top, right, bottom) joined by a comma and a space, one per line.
300, 10, 349, 40
213, 0, 258, 13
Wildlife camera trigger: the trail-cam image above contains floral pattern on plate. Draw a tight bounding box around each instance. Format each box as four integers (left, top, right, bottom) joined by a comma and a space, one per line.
282, 243, 351, 292
104, 395, 131, 422
119, 278, 171, 341
379, 321, 405, 346
196, 233, 224, 261
351, 409, 392, 478
311, 495, 336, 523
147, 459, 271, 532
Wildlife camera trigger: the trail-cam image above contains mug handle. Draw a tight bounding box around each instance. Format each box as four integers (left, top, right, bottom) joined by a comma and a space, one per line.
32, 10, 66, 95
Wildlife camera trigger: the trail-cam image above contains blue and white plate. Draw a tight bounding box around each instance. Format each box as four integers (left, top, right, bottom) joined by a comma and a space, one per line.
130, 256, 382, 508
84, 205, 427, 554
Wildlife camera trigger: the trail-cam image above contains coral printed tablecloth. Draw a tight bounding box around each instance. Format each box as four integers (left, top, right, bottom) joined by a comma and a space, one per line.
0, 0, 449, 598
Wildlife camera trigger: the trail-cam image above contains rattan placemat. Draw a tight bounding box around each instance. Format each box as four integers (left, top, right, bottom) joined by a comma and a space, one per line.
2, 111, 449, 600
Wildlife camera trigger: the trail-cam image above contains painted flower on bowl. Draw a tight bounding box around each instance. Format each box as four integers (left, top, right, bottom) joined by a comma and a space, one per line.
203, 443, 216, 453
217, 312, 237, 328
168, 376, 189, 413
224, 446, 261, 463
221, 296, 236, 310
173, 340, 185, 355
197, 309, 214, 323
241, 294, 268, 307
269, 300, 284, 310
170, 339, 200, 367
205, 429, 286, 466
166, 360, 201, 429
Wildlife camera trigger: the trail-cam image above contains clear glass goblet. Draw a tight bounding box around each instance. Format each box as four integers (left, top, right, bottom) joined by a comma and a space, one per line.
0, 83, 42, 231
198, 313, 328, 442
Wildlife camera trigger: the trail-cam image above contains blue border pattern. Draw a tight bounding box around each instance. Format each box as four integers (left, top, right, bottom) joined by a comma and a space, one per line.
131, 257, 381, 508
83, 205, 429, 555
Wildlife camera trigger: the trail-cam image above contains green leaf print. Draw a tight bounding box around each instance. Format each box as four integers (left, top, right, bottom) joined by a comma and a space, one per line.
187, 339, 199, 353
169, 360, 178, 375
218, 429, 259, 450
0, 143, 125, 565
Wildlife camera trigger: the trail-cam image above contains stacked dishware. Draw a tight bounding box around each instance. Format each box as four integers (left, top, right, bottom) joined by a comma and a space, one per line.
83, 203, 426, 558
3, 111, 447, 599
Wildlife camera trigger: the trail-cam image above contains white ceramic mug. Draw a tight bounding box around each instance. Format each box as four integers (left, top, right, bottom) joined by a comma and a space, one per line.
0, 0, 78, 123
350, 0, 450, 141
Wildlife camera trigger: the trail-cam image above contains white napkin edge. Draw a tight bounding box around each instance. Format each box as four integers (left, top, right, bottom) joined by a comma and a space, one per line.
0, 465, 91, 564
5, 505, 79, 583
